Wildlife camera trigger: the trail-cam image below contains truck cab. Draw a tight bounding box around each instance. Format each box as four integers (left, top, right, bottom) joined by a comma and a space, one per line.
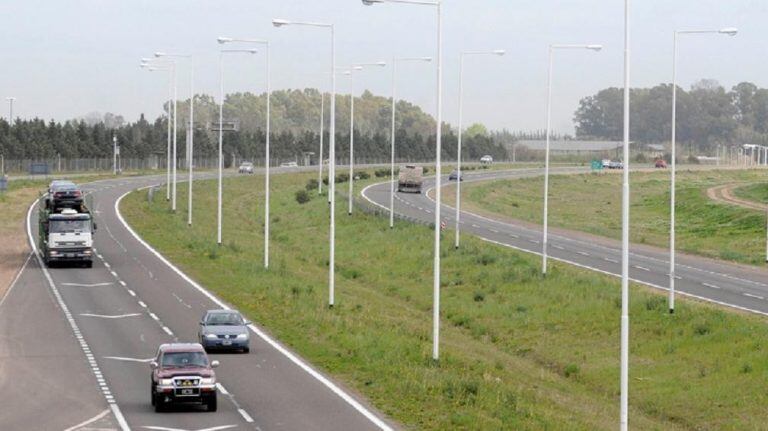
39, 206, 96, 267
398, 165, 424, 193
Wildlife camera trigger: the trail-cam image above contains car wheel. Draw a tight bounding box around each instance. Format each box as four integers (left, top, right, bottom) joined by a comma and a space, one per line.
206, 394, 218, 412
154, 395, 165, 412
243, 347, 250, 354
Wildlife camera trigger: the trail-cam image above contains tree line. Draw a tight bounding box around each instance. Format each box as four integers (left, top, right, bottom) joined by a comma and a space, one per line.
574, 80, 768, 151
0, 88, 507, 164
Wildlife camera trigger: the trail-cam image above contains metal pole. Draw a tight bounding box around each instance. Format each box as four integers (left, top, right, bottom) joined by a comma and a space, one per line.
620, 0, 631, 428
432, 1, 442, 361
455, 53, 464, 248
669, 31, 678, 313
188, 66, 195, 226
167, 68, 173, 200
330, 24, 337, 307
113, 135, 117, 175
319, 93, 325, 195
218, 52, 225, 245
348, 73, 355, 215
389, 59, 397, 228
264, 43, 271, 269
172, 65, 178, 212
542, 47, 554, 275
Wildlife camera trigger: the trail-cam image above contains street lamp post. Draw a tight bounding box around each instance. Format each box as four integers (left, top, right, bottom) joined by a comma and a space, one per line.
274, 18, 337, 305
156, 52, 194, 223
6, 97, 15, 129
668, 27, 737, 313
142, 58, 177, 204
319, 93, 325, 195
346, 61, 386, 215
454, 50, 505, 248
620, 2, 630, 429
389, 57, 432, 228
213, 45, 258, 246
541, 44, 602, 275
363, 0, 444, 361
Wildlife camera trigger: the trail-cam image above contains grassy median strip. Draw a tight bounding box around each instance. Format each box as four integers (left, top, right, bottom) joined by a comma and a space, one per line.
445, 169, 768, 266
123, 172, 768, 430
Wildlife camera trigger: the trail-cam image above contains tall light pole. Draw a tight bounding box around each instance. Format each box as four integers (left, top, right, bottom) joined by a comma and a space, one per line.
668, 27, 737, 314
363, 0, 443, 361
156, 52, 194, 224
541, 44, 602, 275
319, 93, 325, 195
389, 56, 432, 228
346, 61, 387, 215
142, 58, 177, 204
218, 37, 272, 268
213, 45, 258, 246
620, 2, 630, 429
274, 18, 336, 305
112, 135, 118, 175
454, 49, 505, 248
6, 97, 15, 128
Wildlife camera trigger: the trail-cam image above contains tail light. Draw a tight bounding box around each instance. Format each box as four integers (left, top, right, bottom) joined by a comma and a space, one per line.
73, 190, 82, 197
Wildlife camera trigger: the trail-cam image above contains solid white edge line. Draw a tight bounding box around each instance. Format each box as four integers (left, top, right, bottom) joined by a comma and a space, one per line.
479, 236, 768, 318
25, 197, 130, 431
115, 188, 394, 431
0, 251, 33, 310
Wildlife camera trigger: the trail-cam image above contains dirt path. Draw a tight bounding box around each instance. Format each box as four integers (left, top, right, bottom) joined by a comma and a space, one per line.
706, 183, 767, 212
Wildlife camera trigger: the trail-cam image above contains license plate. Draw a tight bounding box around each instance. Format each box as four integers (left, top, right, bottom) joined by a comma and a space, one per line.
222, 340, 232, 346
180, 388, 195, 395
66, 253, 75, 258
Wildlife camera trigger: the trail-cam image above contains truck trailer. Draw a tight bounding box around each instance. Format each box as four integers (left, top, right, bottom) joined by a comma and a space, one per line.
397, 165, 424, 193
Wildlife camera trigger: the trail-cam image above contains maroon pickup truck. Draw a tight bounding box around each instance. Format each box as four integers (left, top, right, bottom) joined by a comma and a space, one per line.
150, 343, 219, 412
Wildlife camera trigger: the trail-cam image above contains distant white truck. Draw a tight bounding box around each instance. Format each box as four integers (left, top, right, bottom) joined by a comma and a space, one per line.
397, 165, 424, 193
480, 155, 493, 165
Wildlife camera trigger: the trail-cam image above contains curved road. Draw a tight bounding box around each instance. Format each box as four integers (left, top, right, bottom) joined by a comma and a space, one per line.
362, 167, 768, 317
1, 172, 394, 431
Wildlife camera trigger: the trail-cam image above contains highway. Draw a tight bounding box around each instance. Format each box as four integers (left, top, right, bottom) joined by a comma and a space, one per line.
362, 167, 768, 317
0, 173, 394, 431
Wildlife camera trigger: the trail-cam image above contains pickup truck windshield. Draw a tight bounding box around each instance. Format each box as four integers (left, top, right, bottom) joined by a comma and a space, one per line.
161, 352, 208, 368
50, 219, 90, 233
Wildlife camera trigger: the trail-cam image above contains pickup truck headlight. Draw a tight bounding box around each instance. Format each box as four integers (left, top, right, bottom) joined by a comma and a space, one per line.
236, 333, 248, 340
205, 333, 217, 339
201, 377, 216, 385
159, 379, 174, 386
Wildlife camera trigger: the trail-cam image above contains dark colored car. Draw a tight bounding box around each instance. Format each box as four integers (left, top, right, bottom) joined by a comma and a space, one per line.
448, 170, 463, 181
198, 310, 251, 353
654, 159, 668, 168
150, 343, 219, 412
48, 182, 83, 210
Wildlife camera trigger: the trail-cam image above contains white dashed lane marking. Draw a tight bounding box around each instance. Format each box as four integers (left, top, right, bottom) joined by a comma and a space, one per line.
702, 283, 721, 290
744, 293, 765, 300
633, 265, 651, 272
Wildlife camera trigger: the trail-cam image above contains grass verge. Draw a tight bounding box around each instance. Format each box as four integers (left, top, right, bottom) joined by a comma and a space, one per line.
444, 169, 768, 266
120, 171, 768, 430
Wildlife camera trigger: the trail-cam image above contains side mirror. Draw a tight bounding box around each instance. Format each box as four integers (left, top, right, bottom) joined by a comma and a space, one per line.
210, 360, 220, 368
199, 321, 205, 325
150, 361, 158, 369
243, 320, 251, 325
93, 223, 98, 231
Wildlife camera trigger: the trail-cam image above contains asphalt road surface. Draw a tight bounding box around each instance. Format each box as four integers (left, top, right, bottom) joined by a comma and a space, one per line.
362, 167, 768, 317
1, 171, 394, 431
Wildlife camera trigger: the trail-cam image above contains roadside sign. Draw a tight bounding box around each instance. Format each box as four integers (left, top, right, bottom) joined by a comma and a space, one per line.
0, 175, 7, 193
591, 159, 603, 171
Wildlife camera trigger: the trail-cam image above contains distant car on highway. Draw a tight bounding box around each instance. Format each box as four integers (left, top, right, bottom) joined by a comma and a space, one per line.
150, 343, 219, 412
280, 161, 299, 168
198, 310, 250, 353
238, 162, 254, 174
607, 160, 624, 169
654, 158, 668, 168
448, 170, 463, 181
601, 159, 612, 169
480, 155, 493, 165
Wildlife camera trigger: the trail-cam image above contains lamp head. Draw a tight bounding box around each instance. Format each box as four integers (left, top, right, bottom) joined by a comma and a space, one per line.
154, 52, 165, 58
375, 61, 387, 66
493, 50, 506, 56
217, 37, 234, 44
272, 19, 290, 27
719, 27, 738, 36
353, 66, 364, 71
586, 45, 603, 51
362, 0, 383, 5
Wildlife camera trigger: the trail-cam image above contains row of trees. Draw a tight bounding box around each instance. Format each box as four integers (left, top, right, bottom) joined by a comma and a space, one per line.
0, 88, 508, 163
574, 80, 768, 151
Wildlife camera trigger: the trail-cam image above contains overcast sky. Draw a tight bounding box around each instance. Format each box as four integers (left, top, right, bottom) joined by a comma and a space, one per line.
1, 0, 766, 134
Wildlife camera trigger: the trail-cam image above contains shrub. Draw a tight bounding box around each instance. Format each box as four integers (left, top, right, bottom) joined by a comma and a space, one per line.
423, 167, 430, 175
295, 190, 311, 204
564, 364, 580, 378
306, 178, 319, 191
473, 292, 485, 302
355, 171, 370, 180
335, 173, 349, 183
